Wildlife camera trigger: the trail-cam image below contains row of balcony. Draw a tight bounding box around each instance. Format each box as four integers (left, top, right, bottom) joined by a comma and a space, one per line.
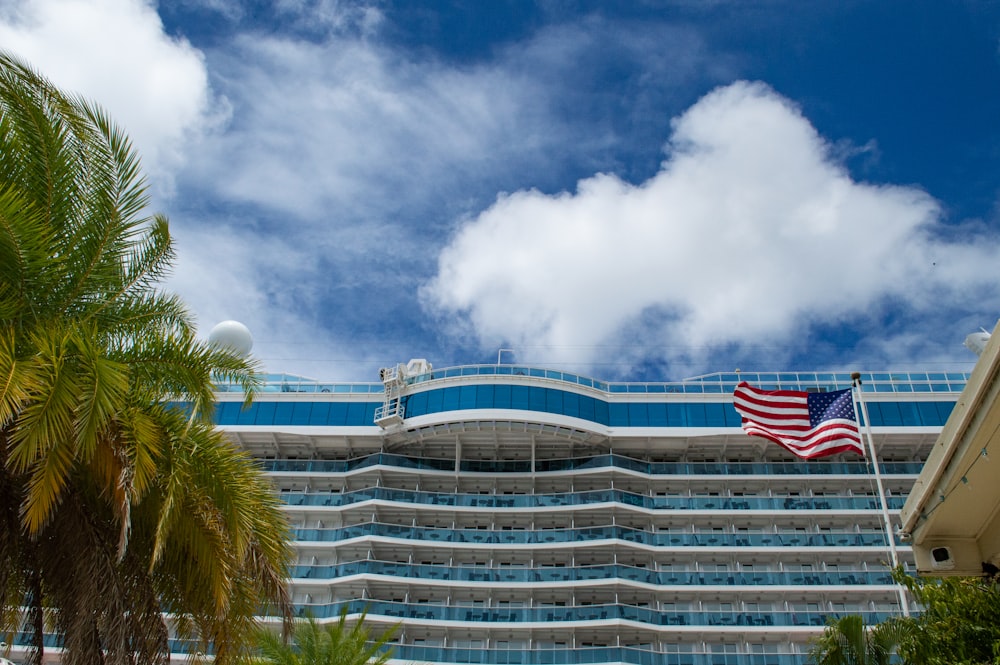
1, 635, 880, 665
263, 453, 922, 476
293, 560, 892, 586
382, 645, 845, 665
285, 599, 896, 627
282, 487, 906, 511
294, 523, 896, 547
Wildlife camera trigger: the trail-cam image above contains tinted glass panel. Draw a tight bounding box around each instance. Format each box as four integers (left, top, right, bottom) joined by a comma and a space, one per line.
441, 387, 460, 411
876, 402, 902, 426
493, 384, 511, 408
546, 389, 563, 413
236, 403, 259, 425
406, 392, 428, 417
510, 385, 530, 409
223, 393, 959, 431
327, 403, 349, 425
459, 385, 477, 409
594, 399, 610, 425
291, 402, 312, 425
308, 402, 330, 425
688, 403, 707, 426
563, 392, 580, 418
346, 401, 367, 423
627, 403, 648, 427
529, 387, 547, 411
475, 384, 495, 408
609, 403, 629, 427
705, 404, 728, 426
647, 403, 668, 426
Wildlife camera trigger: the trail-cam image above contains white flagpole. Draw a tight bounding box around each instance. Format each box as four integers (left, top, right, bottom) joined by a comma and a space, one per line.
850, 372, 910, 617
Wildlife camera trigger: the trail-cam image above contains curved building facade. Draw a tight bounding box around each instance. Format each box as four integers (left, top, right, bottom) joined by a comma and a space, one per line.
214, 363, 961, 665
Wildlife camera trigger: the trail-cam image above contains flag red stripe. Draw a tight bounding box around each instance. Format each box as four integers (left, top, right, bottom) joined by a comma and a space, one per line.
733, 381, 864, 459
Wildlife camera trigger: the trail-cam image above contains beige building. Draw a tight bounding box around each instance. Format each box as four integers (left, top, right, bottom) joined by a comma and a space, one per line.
900, 321, 1000, 576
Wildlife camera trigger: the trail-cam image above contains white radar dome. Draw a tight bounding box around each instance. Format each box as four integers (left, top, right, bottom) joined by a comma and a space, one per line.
208, 320, 254, 357
965, 331, 991, 357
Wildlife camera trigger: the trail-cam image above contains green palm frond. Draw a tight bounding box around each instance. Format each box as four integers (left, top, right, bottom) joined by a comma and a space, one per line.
809, 614, 908, 665
245, 608, 397, 665
0, 50, 291, 663
0, 186, 54, 322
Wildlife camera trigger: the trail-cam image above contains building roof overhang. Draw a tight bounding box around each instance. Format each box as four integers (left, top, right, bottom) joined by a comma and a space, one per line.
900, 320, 1000, 576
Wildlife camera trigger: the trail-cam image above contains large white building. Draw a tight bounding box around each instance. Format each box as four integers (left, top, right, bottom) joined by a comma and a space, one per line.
214, 361, 962, 665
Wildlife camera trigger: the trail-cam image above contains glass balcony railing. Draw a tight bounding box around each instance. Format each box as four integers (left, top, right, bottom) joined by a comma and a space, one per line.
261, 452, 924, 476
284, 599, 898, 629
1, 634, 885, 665
386, 644, 819, 665
293, 523, 897, 548
213, 366, 970, 396
280, 487, 907, 511
291, 560, 894, 586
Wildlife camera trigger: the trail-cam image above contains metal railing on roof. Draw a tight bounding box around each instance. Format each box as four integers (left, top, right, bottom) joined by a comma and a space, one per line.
213, 366, 970, 395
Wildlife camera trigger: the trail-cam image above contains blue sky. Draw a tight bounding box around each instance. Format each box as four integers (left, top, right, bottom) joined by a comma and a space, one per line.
2, 0, 999, 381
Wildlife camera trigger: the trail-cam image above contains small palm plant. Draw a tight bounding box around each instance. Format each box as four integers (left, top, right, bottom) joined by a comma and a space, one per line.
809, 614, 908, 665
248, 608, 397, 665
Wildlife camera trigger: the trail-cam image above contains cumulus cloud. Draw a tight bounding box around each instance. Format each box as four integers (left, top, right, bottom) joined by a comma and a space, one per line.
0, 0, 212, 184
422, 81, 1000, 373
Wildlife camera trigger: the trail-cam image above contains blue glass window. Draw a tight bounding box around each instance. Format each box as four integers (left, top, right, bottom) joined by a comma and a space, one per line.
216, 402, 242, 423
915, 401, 939, 425
328, 402, 349, 425
441, 387, 460, 411
425, 388, 443, 414
308, 402, 331, 425
511, 385, 530, 409
291, 402, 312, 425
876, 402, 902, 426
647, 403, 668, 427
627, 403, 648, 427
687, 403, 707, 426
459, 385, 477, 409
546, 389, 563, 413
209, 388, 956, 430
475, 384, 494, 408
563, 392, 580, 418
345, 401, 367, 423
405, 392, 427, 417
609, 403, 629, 427
273, 403, 294, 425
235, 403, 258, 425
529, 387, 547, 411
595, 399, 609, 425
704, 404, 728, 426
493, 384, 511, 406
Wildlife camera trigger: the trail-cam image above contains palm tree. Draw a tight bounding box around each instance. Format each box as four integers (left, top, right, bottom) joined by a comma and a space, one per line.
0, 51, 292, 664
809, 614, 908, 665
246, 609, 397, 665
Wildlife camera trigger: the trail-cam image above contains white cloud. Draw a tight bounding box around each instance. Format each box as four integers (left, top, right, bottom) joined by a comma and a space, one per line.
0, 0, 212, 185
422, 81, 1000, 372
184, 34, 555, 225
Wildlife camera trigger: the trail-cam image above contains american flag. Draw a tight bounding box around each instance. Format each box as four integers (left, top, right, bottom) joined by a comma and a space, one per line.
732, 382, 865, 459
